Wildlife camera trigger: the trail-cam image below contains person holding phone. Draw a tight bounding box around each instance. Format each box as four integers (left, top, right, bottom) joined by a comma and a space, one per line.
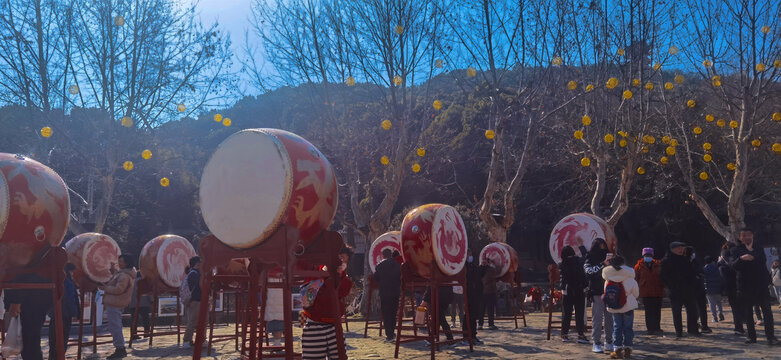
99, 255, 136, 359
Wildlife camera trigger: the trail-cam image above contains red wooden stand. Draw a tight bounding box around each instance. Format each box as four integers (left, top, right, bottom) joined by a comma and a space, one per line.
393, 263, 472, 360
362, 275, 383, 338
72, 280, 113, 359
206, 277, 249, 355
193, 226, 347, 360
129, 278, 183, 348
488, 273, 526, 328
0, 246, 67, 360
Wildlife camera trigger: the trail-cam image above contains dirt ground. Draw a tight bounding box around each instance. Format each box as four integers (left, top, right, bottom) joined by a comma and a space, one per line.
46, 305, 780, 359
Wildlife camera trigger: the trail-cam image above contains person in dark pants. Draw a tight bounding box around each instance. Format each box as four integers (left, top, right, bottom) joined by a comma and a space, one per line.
634, 247, 664, 335
4, 272, 53, 360
661, 241, 701, 337
48, 263, 80, 360
422, 285, 454, 340
557, 246, 588, 343
373, 249, 401, 341
479, 258, 500, 330
462, 249, 484, 344
728, 229, 778, 345
687, 247, 712, 334
719, 242, 744, 335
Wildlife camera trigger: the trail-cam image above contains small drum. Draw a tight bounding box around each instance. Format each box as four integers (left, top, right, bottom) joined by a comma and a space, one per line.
400, 204, 468, 278
549, 213, 617, 264
479, 243, 518, 278
368, 231, 402, 273
199, 129, 338, 249
0, 153, 70, 272
65, 233, 121, 284
139, 235, 197, 289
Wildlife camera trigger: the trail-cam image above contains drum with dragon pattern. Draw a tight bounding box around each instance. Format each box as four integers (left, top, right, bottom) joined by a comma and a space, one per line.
400, 204, 468, 279
549, 213, 617, 264
368, 231, 402, 273
139, 235, 197, 289
479, 242, 518, 278
65, 233, 121, 284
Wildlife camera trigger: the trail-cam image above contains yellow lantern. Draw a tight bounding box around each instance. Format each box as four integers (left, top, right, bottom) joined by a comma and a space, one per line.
666, 146, 676, 156
705, 114, 714, 122
660, 156, 669, 165
751, 139, 761, 147
121, 116, 133, 127
664, 82, 674, 90
582, 115, 592, 126
573, 130, 583, 140
223, 118, 232, 127
585, 84, 594, 92
637, 167, 646, 175
727, 163, 736, 171
380, 156, 389, 165
623, 90, 633, 99
662, 136, 671, 144
756, 63, 766, 72
114, 15, 125, 26
606, 77, 619, 89
703, 59, 713, 67
618, 131, 628, 138
393, 75, 403, 86
567, 80, 578, 90
604, 134, 614, 143
773, 112, 781, 121
703, 142, 712, 150
761, 26, 770, 34
214, 113, 223, 122
729, 120, 738, 128
716, 119, 726, 128
411, 163, 421, 173
712, 75, 722, 87
643, 135, 656, 144
68, 85, 79, 94
551, 56, 562, 66
394, 25, 404, 35
772, 143, 781, 153
40, 126, 52, 138
703, 154, 712, 162
416, 148, 426, 157
435, 59, 444, 68
693, 126, 702, 135
581, 157, 591, 167
346, 76, 356, 86
641, 146, 649, 154
674, 74, 684, 84
466, 67, 477, 77
177, 103, 185, 112
670, 139, 679, 147
141, 149, 152, 160
632, 79, 640, 87
381, 119, 392, 130
699, 172, 709, 180
123, 161, 134, 171
433, 100, 443, 110
617, 48, 625, 56
160, 177, 170, 187
644, 82, 654, 91
485, 129, 496, 139
775, 59, 781, 68
619, 139, 627, 147
687, 100, 696, 108
669, 45, 679, 55
653, 62, 661, 71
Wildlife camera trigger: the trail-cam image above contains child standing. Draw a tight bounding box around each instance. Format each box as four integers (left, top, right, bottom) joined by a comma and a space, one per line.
602, 255, 639, 359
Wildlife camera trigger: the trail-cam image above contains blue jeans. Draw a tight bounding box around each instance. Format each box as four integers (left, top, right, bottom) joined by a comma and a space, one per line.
612, 310, 634, 348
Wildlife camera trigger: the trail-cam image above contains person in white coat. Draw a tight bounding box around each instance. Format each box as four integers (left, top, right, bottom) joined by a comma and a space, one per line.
602, 256, 639, 359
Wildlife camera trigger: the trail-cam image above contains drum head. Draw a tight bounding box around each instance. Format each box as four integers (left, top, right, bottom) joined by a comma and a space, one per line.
479, 243, 510, 277
369, 231, 401, 273
155, 235, 197, 288
549, 213, 616, 264
200, 129, 291, 249
83, 234, 120, 283
431, 206, 468, 276
0, 172, 8, 238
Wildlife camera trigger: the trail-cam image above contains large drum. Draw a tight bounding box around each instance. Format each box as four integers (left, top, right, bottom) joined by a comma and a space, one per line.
0, 153, 70, 273
368, 231, 402, 273
400, 204, 468, 279
65, 233, 121, 284
139, 235, 197, 289
199, 129, 338, 249
549, 213, 617, 264
479, 243, 518, 278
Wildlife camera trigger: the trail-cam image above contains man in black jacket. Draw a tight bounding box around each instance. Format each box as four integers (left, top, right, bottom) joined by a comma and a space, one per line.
463, 249, 484, 344
719, 242, 744, 335
374, 249, 401, 341
729, 229, 778, 345
661, 242, 700, 337
558, 246, 588, 343
584, 238, 613, 353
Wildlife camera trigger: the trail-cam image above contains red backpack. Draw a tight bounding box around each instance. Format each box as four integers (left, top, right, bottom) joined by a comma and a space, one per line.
602, 280, 627, 309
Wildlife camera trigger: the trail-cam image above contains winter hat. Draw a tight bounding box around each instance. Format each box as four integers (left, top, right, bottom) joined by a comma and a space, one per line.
642, 248, 654, 256
669, 241, 686, 250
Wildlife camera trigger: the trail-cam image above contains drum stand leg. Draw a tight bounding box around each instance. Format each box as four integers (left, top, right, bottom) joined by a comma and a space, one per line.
91, 291, 98, 354
148, 294, 158, 347
76, 291, 86, 359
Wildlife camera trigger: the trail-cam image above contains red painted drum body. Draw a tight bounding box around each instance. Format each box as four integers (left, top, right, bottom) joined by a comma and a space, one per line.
549, 213, 617, 264
0, 153, 70, 273
400, 204, 468, 279
65, 233, 121, 284
368, 231, 402, 273
479, 243, 518, 278
139, 235, 197, 289
199, 129, 338, 249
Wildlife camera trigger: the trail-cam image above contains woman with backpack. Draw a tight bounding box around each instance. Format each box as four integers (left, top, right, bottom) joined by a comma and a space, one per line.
602, 255, 639, 359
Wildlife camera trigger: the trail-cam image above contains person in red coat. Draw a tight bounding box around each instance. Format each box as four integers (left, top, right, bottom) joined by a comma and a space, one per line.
634, 247, 665, 335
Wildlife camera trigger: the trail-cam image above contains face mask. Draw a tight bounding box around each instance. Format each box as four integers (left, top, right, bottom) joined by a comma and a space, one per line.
468, 256, 474, 263
643, 256, 653, 263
